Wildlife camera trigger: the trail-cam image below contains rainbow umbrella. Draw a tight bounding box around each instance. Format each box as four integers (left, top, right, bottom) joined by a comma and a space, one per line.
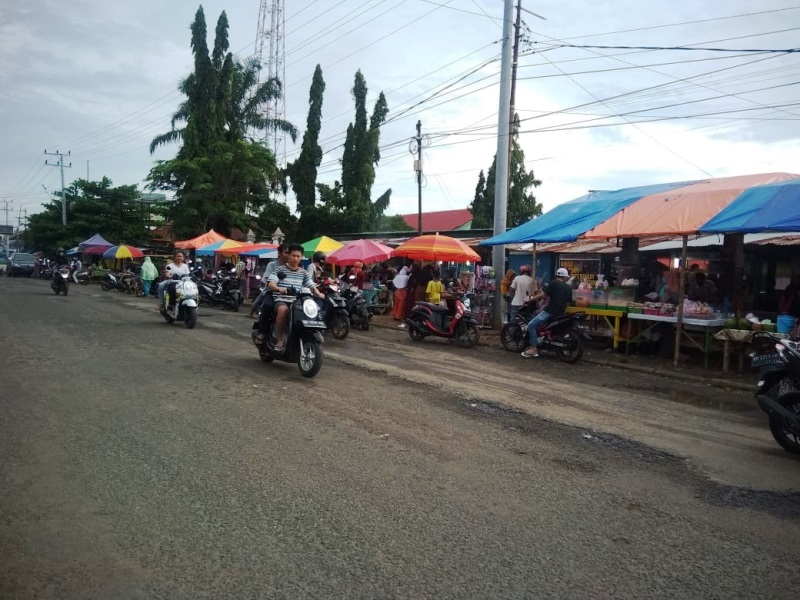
235, 242, 279, 259
103, 245, 144, 259
301, 235, 343, 258
326, 239, 393, 266
392, 234, 480, 263
196, 239, 244, 256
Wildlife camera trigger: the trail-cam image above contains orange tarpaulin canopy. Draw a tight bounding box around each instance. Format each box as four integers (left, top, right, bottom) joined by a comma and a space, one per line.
585, 173, 798, 238
174, 229, 226, 250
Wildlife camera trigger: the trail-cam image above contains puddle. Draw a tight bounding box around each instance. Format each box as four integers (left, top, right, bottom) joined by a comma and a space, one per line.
666, 389, 754, 413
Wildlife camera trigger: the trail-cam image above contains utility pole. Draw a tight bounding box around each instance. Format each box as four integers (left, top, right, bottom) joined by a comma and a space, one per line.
491, 0, 515, 329
1, 199, 12, 257
2, 198, 12, 226
45, 150, 71, 226
415, 121, 423, 234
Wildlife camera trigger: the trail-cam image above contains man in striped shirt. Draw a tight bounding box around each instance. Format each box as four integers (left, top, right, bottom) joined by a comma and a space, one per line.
267, 243, 323, 351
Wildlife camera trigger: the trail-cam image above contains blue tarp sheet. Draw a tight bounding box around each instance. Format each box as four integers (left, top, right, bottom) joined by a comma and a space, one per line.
480, 180, 696, 245
699, 178, 800, 233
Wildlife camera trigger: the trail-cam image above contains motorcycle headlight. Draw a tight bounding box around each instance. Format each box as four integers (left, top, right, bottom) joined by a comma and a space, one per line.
182, 281, 198, 295
302, 298, 319, 319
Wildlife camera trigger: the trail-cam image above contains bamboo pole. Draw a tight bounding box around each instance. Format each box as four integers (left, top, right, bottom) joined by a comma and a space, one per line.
673, 235, 688, 367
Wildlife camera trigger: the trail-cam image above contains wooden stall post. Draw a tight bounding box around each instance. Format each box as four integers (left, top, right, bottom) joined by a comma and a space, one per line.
674, 235, 688, 367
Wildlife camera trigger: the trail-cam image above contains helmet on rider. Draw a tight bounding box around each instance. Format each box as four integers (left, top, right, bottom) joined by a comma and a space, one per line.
519, 264, 531, 274
312, 251, 326, 264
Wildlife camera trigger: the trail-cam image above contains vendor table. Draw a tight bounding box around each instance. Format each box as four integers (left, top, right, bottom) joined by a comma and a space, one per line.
714, 329, 788, 373
626, 313, 726, 369
565, 307, 627, 350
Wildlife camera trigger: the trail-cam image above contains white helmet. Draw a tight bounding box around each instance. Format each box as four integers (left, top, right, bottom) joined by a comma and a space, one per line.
556, 267, 569, 278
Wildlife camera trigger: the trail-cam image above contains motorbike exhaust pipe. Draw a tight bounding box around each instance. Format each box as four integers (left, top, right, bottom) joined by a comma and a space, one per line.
405, 317, 424, 332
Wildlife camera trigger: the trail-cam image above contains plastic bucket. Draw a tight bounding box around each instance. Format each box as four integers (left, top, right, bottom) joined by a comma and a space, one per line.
777, 314, 796, 334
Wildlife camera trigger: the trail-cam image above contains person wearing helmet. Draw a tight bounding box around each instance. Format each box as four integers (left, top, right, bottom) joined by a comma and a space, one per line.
521, 267, 573, 358
307, 251, 326, 283
509, 264, 534, 323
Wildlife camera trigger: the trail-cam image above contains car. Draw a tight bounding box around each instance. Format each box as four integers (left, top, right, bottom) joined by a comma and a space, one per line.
7, 252, 36, 277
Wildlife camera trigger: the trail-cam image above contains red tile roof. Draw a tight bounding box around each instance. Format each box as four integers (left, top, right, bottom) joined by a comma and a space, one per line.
401, 209, 472, 232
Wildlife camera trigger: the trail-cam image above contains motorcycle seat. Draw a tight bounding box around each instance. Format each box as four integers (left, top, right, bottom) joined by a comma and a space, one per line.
417, 301, 449, 313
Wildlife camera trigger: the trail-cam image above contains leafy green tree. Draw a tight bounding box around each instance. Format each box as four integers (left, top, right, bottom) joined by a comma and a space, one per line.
312, 70, 391, 236
374, 213, 412, 232
147, 6, 297, 239
24, 178, 146, 252
469, 118, 542, 229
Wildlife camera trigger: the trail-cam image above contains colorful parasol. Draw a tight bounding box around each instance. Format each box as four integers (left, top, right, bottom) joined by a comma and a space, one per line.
326, 239, 393, 266
196, 239, 244, 256
174, 229, 226, 250
103, 244, 144, 259
234, 242, 279, 259
392, 234, 480, 263
301, 235, 343, 258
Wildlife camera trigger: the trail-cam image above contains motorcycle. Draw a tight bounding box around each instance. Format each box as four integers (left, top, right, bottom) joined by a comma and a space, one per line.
76, 270, 91, 285
100, 272, 127, 292
752, 332, 800, 454
405, 295, 481, 348
342, 276, 371, 331
160, 275, 199, 329
51, 266, 70, 295
250, 273, 326, 378
318, 278, 351, 340
197, 271, 241, 311
500, 301, 590, 363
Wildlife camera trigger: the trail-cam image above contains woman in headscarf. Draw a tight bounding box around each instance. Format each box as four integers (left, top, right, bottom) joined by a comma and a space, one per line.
500, 268, 515, 323
140, 256, 158, 298
391, 264, 411, 321
350, 261, 366, 290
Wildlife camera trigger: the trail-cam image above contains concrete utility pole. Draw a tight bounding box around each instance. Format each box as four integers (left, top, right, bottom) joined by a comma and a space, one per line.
415, 120, 423, 234
2, 198, 12, 226
491, 0, 515, 329
45, 150, 71, 226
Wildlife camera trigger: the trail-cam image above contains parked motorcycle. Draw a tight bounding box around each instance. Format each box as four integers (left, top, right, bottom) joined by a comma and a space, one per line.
752, 332, 800, 454
342, 276, 371, 331
405, 295, 480, 348
51, 266, 70, 295
197, 272, 241, 311
251, 273, 326, 377
160, 275, 199, 329
100, 272, 127, 292
500, 301, 590, 363
318, 278, 351, 340
75, 270, 91, 285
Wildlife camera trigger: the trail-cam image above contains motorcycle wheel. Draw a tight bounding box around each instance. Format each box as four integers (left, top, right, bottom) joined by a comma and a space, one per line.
408, 315, 427, 341
62, 283, 68, 297
360, 308, 370, 331
53, 286, 59, 295
184, 307, 197, 329
101, 283, 110, 291
455, 321, 480, 348
231, 296, 240, 312
500, 322, 526, 352
259, 352, 274, 363
557, 329, 585, 363
298, 340, 323, 378
768, 391, 800, 455
331, 313, 350, 340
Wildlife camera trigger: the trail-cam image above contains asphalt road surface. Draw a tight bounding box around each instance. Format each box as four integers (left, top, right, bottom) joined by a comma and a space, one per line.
1, 276, 799, 599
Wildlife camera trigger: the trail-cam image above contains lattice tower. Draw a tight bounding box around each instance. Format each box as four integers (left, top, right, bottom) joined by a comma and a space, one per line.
255, 0, 286, 167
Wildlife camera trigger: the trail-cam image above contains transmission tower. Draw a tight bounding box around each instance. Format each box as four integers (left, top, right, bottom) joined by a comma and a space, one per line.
255, 0, 286, 167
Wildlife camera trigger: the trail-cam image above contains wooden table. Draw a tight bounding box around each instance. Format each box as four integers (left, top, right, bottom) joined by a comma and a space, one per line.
713, 329, 787, 373
565, 307, 627, 350
627, 313, 726, 369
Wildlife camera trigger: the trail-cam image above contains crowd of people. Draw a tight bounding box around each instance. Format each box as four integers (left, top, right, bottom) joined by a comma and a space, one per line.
389, 262, 466, 327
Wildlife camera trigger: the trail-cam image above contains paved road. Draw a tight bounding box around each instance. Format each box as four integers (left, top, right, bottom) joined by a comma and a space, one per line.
1, 276, 799, 599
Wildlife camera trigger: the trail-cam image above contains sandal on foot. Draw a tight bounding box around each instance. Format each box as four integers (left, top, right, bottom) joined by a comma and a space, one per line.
521, 349, 539, 358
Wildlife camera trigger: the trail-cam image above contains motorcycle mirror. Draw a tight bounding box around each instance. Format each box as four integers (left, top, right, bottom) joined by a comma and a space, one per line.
349, 275, 356, 280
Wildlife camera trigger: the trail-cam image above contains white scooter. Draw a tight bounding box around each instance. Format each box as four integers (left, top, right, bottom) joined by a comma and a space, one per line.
160, 275, 199, 329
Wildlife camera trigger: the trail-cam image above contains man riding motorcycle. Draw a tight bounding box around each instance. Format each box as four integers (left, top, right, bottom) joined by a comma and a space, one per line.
158, 251, 191, 312
521, 267, 573, 358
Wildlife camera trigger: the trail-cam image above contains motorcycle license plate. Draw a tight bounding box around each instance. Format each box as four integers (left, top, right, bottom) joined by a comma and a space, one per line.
751, 352, 781, 367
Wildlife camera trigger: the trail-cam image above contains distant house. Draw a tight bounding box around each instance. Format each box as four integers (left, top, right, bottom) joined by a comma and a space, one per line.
401, 209, 473, 232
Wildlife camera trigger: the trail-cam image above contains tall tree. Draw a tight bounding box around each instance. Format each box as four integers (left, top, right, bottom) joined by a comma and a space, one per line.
287, 64, 325, 238
146, 6, 296, 239
469, 122, 542, 229
314, 70, 391, 235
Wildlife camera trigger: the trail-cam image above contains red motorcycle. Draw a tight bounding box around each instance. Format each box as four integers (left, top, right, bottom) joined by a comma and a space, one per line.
405, 296, 480, 348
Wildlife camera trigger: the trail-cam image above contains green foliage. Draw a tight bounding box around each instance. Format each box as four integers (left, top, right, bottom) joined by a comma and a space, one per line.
307, 70, 391, 237
255, 200, 297, 242
374, 213, 412, 232
469, 126, 542, 229
23, 178, 148, 252
146, 6, 297, 240
287, 65, 325, 239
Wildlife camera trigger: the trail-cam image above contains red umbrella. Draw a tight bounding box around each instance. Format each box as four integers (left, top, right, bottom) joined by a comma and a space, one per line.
391, 234, 480, 263
326, 239, 393, 266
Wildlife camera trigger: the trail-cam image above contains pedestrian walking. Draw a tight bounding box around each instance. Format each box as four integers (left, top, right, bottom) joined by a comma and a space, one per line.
140, 256, 158, 298
391, 264, 411, 323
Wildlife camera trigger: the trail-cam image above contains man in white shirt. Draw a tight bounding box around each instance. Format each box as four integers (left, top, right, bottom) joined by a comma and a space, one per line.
509, 264, 534, 322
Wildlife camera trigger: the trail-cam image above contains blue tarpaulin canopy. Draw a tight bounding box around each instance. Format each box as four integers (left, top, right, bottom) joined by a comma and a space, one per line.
699, 178, 800, 234
480, 180, 696, 245
78, 233, 113, 248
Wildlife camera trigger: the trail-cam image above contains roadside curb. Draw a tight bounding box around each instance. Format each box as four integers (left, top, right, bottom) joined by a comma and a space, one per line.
367, 316, 755, 393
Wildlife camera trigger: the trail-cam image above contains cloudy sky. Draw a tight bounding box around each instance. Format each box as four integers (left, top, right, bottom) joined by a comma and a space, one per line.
2, 0, 799, 227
